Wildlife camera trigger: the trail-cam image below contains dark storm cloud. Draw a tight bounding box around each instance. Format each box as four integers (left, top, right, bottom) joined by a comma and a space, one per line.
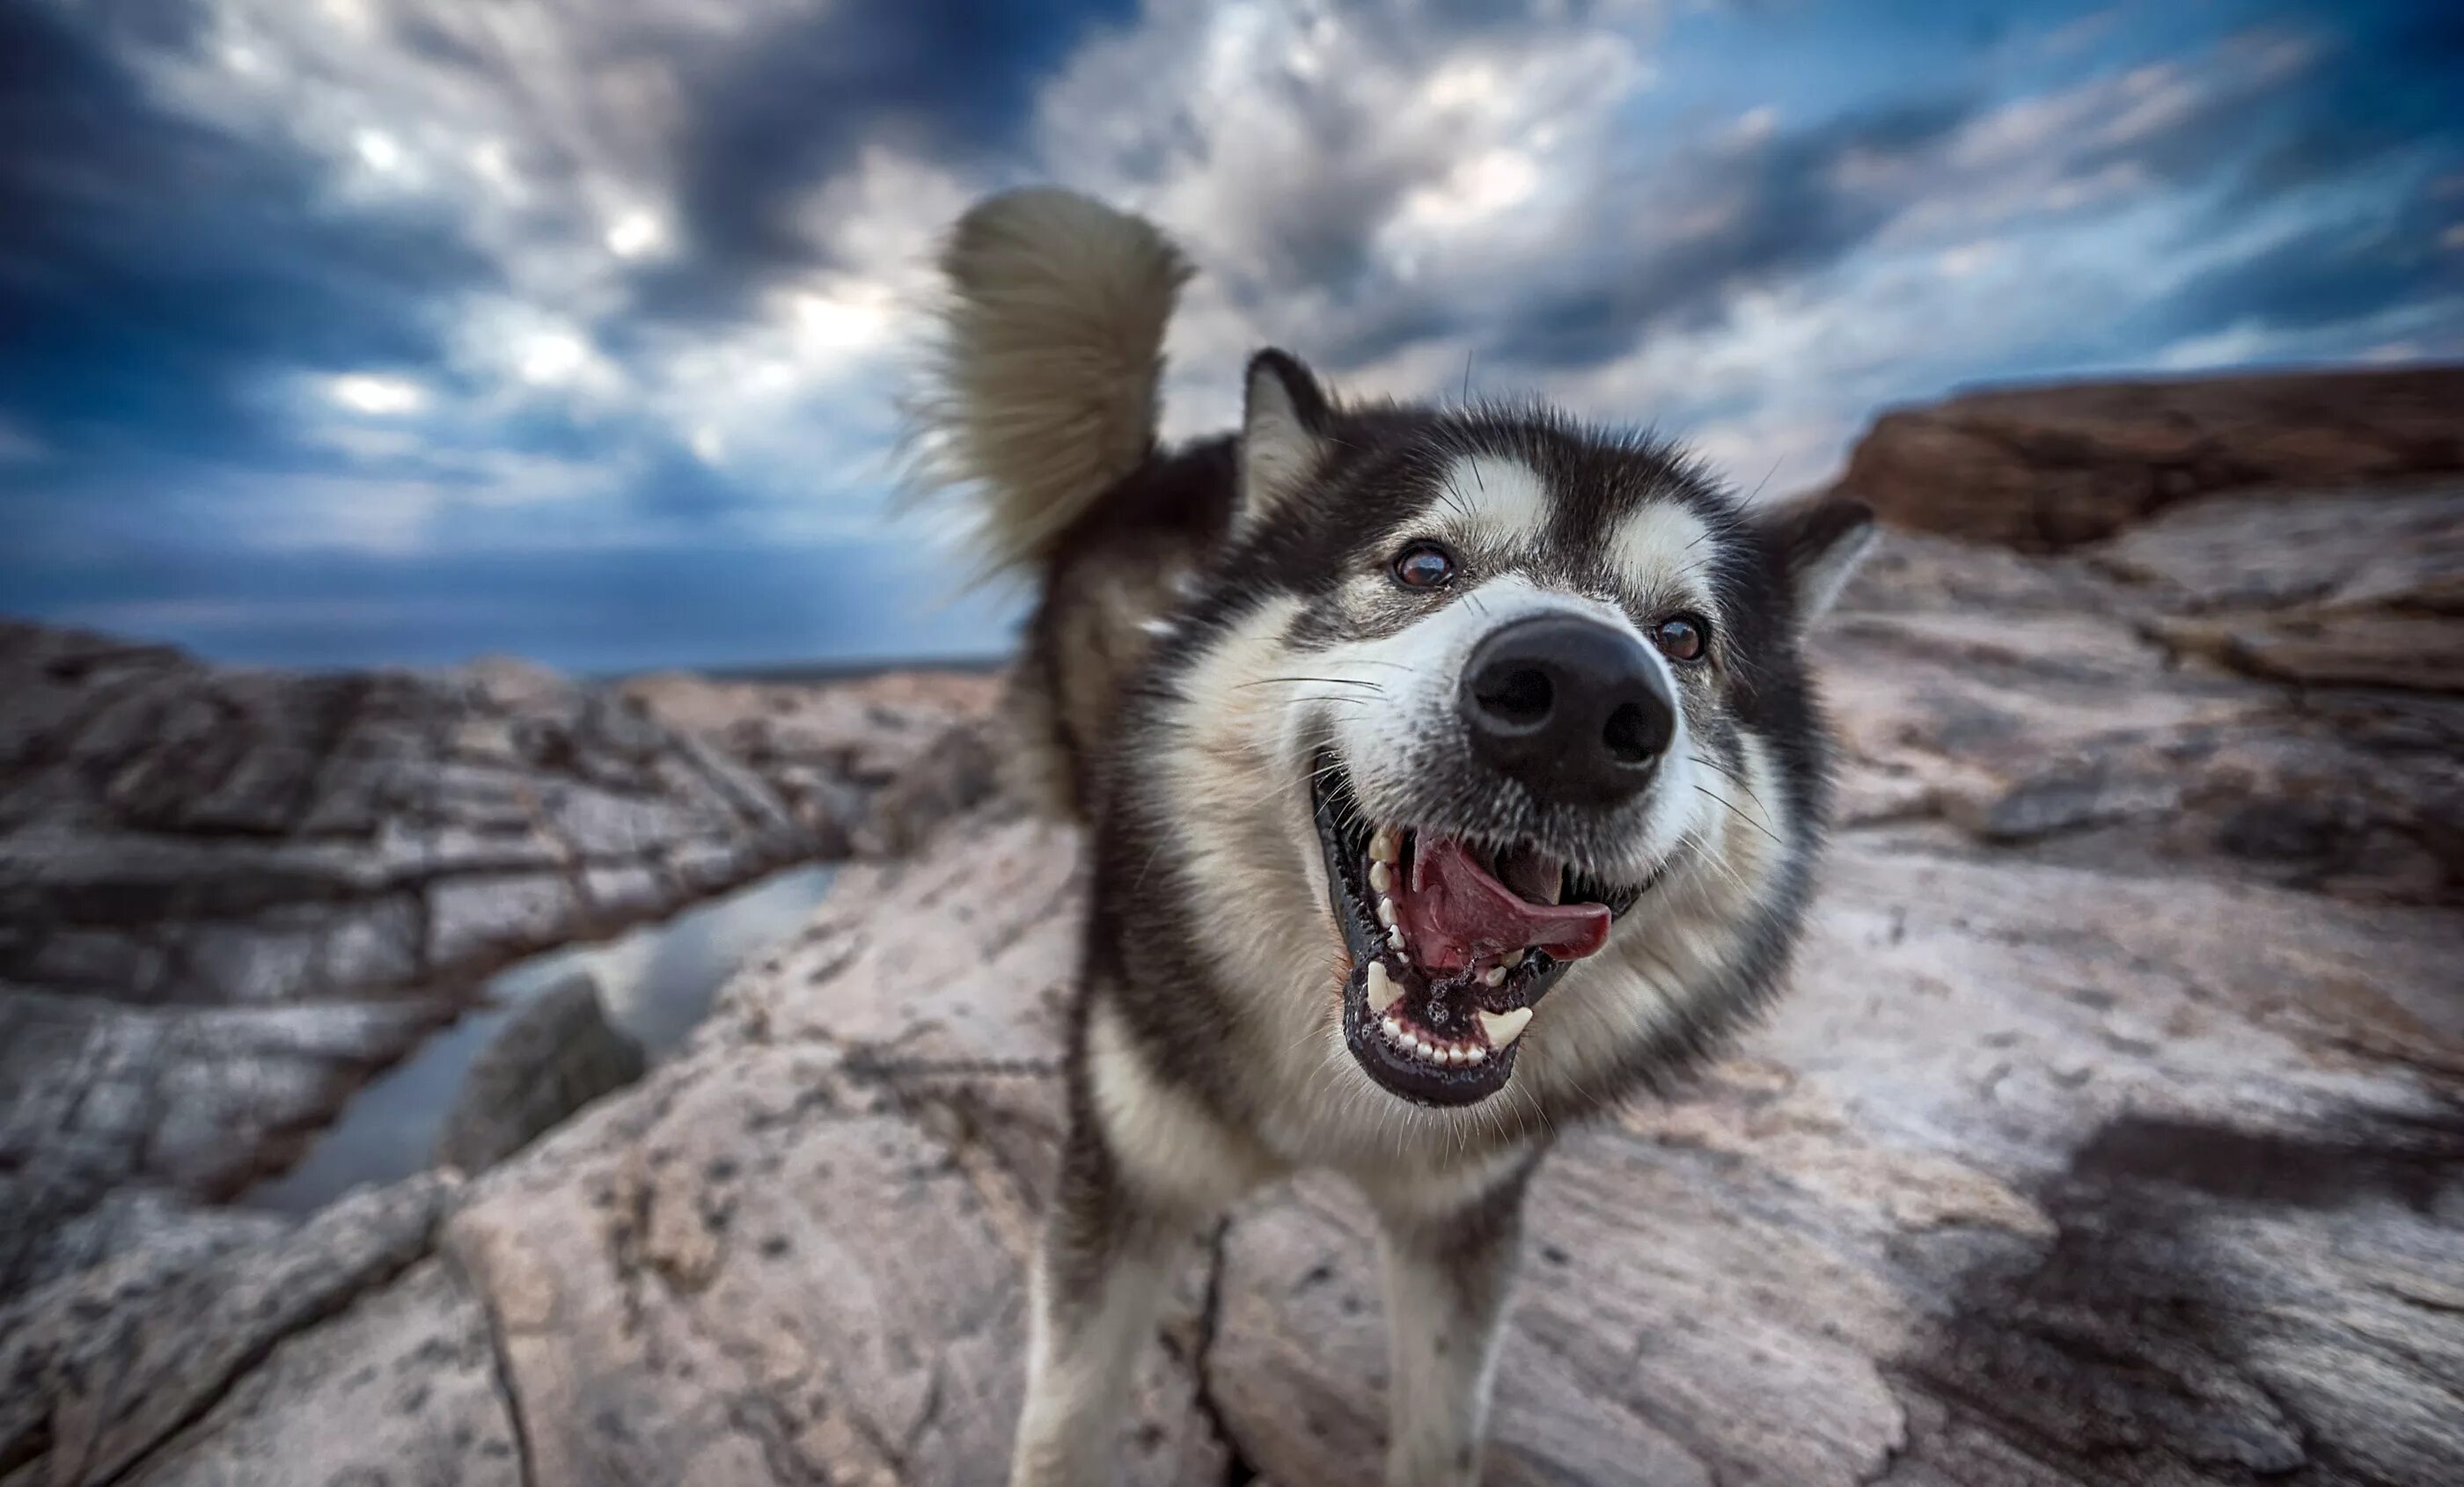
1484, 99, 1977, 370
0, 2, 489, 465
637, 0, 1136, 319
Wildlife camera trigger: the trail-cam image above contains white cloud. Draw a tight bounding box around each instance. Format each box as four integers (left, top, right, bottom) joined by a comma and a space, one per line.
328, 373, 427, 414
350, 127, 402, 172
604, 209, 667, 260
49, 0, 2456, 566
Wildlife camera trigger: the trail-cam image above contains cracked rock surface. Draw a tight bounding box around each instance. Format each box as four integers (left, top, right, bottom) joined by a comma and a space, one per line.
4, 380, 2460, 1484
0, 625, 996, 1299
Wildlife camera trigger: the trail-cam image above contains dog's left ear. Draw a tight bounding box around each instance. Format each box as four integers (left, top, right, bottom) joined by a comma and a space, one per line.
1235, 348, 1332, 540
1758, 494, 1876, 627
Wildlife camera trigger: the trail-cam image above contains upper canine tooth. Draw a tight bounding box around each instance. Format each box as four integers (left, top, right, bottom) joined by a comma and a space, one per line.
1369, 826, 1400, 864
1368, 861, 1392, 895
1478, 1006, 1533, 1049
1365, 961, 1401, 1014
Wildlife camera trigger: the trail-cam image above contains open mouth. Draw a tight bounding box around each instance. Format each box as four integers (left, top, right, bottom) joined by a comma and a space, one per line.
1312, 758, 1651, 1107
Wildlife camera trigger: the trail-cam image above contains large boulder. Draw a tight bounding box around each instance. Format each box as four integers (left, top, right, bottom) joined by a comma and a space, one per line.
433, 972, 647, 1176
1835, 365, 2464, 550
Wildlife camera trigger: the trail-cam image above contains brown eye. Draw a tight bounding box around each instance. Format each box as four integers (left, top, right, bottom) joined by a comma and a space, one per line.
1391, 541, 1456, 590
1654, 613, 1708, 663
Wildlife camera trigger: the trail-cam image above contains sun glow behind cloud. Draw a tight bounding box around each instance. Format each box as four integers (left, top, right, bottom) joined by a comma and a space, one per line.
328, 373, 427, 415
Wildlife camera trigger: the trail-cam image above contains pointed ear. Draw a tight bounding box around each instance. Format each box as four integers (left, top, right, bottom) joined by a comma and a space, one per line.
1236, 348, 1331, 539
1760, 494, 1875, 627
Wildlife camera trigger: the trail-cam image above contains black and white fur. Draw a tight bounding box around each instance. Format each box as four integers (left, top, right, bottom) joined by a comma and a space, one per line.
909, 188, 1874, 1486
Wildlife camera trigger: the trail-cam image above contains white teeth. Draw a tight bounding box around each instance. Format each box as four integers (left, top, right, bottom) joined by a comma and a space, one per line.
1480, 965, 1506, 988
1368, 861, 1392, 895
1365, 961, 1401, 1013
1369, 826, 1400, 865
1501, 949, 1525, 970
1375, 1014, 1493, 1071
1375, 897, 1398, 929
1387, 926, 1406, 953
1478, 1006, 1533, 1050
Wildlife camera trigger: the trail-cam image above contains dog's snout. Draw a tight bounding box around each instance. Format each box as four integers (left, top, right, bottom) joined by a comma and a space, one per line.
1460, 614, 1674, 807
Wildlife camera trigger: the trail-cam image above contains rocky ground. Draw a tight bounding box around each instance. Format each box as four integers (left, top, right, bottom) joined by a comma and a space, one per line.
0, 631, 997, 1297
3, 368, 2460, 1485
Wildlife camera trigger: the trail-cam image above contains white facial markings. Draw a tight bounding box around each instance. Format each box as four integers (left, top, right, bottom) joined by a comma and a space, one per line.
1316, 574, 1689, 885
1610, 499, 1720, 621
1512, 729, 1800, 1105
1432, 454, 1553, 553
1719, 730, 1793, 874
1158, 591, 1348, 1035
1148, 481, 1783, 1149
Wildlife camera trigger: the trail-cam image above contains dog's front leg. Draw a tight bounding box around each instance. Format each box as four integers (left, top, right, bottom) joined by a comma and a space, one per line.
1009, 1104, 1184, 1487
1014, 993, 1277, 1486
1363, 1154, 1540, 1487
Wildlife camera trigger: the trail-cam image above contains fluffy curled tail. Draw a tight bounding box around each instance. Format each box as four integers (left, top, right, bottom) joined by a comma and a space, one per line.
909, 188, 1191, 576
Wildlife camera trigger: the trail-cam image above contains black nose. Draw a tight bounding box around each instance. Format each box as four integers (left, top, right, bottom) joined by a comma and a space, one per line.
1460, 614, 1675, 808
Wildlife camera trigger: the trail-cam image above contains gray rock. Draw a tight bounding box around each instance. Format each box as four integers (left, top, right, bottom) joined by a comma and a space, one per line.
0, 625, 999, 1299
7, 747, 2462, 1483
0, 1173, 457, 1487
125, 1254, 527, 1487
0, 1186, 285, 1303
1823, 484, 2464, 906
434, 974, 647, 1176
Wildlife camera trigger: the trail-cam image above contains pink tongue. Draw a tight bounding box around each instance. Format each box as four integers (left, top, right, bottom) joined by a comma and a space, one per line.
1395, 835, 1611, 974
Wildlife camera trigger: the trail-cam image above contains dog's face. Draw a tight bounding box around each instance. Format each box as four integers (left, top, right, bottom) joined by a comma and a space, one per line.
1140, 351, 1872, 1114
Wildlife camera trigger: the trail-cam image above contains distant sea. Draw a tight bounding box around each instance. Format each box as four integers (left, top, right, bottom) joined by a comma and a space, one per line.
3, 535, 1024, 675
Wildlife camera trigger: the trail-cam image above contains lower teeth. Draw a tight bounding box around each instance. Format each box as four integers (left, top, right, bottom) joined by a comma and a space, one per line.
1378, 1014, 1488, 1066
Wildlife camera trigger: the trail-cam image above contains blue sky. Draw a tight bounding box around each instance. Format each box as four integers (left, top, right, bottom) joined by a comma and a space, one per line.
3, 0, 2458, 671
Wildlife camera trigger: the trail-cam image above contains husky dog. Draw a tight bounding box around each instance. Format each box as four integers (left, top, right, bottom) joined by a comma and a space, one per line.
910, 188, 1874, 1486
